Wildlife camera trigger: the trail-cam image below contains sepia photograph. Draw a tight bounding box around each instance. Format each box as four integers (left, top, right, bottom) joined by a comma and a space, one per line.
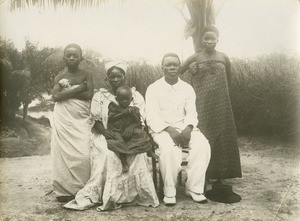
0, 0, 299, 220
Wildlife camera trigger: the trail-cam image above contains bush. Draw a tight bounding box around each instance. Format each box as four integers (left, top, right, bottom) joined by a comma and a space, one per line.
0, 39, 27, 120
124, 54, 299, 139
2, 38, 298, 139
126, 61, 163, 97
230, 53, 300, 139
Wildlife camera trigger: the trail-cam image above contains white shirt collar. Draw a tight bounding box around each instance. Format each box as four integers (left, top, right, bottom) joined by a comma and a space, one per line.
161, 77, 183, 90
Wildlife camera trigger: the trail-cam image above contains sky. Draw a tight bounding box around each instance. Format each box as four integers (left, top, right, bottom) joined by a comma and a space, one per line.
0, 0, 299, 64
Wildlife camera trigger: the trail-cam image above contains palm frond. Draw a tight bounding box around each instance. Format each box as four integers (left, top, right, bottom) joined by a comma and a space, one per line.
7, 0, 215, 52
8, 0, 126, 11
185, 0, 214, 51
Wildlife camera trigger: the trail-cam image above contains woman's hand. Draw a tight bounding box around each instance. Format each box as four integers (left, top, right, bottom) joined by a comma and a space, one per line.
103, 130, 117, 140
123, 127, 134, 141
122, 108, 131, 114
188, 62, 198, 75
91, 123, 103, 135
77, 81, 87, 92
92, 121, 116, 139
128, 106, 140, 115
52, 78, 85, 102
165, 126, 185, 147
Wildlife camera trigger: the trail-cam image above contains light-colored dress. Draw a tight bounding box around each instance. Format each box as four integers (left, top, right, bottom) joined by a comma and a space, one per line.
64, 87, 159, 211
51, 81, 91, 197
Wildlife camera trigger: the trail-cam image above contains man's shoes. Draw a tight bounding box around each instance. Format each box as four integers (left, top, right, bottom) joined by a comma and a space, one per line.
185, 190, 208, 203
163, 196, 176, 206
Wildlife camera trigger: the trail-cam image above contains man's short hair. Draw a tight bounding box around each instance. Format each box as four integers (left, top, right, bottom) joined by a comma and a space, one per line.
162, 53, 181, 65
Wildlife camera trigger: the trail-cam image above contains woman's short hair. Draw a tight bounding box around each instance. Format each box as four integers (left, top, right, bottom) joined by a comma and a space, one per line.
203, 26, 219, 37
64, 43, 82, 56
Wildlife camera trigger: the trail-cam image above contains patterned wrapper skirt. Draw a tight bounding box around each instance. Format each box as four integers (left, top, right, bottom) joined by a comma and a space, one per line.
191, 60, 242, 179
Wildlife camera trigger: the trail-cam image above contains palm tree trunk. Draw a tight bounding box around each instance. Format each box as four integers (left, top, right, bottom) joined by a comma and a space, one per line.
186, 0, 214, 52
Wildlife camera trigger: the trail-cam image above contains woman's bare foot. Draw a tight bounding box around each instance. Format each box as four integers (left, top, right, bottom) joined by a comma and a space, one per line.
122, 164, 129, 173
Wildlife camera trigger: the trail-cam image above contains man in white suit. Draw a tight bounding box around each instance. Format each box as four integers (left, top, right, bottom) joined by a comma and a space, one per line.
145, 53, 211, 205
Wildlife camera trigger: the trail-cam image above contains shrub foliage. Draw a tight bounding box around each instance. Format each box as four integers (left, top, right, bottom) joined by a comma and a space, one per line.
230, 54, 299, 138
1, 39, 298, 138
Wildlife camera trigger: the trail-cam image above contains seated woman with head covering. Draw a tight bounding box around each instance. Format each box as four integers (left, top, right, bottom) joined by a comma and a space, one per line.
64, 61, 159, 211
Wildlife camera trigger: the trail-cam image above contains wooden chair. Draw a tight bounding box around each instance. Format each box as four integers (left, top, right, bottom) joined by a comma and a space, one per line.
145, 124, 207, 199
149, 138, 191, 199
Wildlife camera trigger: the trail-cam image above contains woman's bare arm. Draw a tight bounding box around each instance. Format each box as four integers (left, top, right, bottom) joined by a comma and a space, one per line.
178, 54, 197, 75
52, 75, 86, 102
93, 120, 117, 139
224, 54, 232, 88
75, 72, 94, 100
92, 120, 106, 135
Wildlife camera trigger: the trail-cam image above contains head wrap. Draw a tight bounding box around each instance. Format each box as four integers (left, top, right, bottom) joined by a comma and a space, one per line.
105, 60, 128, 74
64, 43, 82, 56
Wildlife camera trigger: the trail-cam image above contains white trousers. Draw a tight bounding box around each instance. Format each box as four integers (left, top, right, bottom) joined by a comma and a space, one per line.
152, 130, 211, 197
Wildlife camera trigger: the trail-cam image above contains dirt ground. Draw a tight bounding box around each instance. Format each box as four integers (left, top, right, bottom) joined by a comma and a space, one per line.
0, 116, 51, 158
0, 119, 300, 220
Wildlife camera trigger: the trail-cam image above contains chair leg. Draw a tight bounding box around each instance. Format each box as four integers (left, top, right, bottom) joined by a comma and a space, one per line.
178, 171, 182, 186
204, 176, 208, 193
159, 172, 164, 199
152, 157, 157, 190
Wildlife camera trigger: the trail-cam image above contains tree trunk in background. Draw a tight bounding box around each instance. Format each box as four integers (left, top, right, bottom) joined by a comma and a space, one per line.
186, 0, 214, 52
23, 102, 29, 120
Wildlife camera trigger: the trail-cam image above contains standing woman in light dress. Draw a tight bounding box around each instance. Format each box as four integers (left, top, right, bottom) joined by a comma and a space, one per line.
51, 43, 93, 202
64, 61, 159, 211
179, 26, 242, 193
